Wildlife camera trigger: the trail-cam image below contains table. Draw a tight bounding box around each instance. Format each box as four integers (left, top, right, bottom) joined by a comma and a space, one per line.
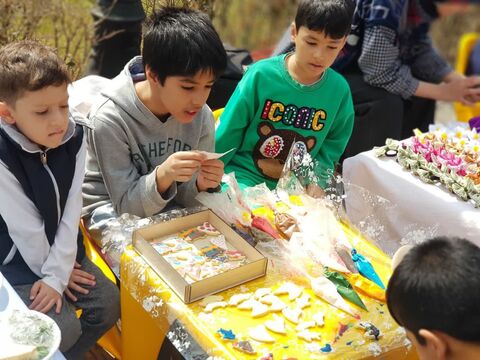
120, 222, 418, 360
0, 273, 66, 360
343, 150, 480, 255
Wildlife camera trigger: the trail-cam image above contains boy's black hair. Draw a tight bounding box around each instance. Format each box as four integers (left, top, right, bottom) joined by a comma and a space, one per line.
386, 237, 480, 345
142, 7, 227, 85
295, 0, 356, 39
0, 40, 71, 105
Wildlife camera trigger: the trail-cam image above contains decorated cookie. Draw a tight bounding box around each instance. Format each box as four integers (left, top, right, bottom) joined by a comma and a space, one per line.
209, 235, 228, 251
229, 293, 252, 306
249, 325, 276, 343
217, 328, 236, 340
358, 321, 382, 340
282, 307, 302, 324
225, 250, 246, 261
197, 221, 221, 236
179, 227, 208, 242
233, 340, 256, 355
265, 314, 287, 334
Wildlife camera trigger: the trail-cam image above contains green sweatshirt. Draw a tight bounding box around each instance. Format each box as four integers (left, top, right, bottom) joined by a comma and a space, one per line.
215, 54, 354, 189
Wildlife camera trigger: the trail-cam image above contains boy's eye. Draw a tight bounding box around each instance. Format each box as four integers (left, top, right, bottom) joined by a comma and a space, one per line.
181, 86, 194, 91
328, 46, 339, 50
36, 110, 48, 115
306, 41, 316, 46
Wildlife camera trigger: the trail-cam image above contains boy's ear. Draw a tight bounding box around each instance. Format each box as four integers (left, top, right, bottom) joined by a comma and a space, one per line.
145, 65, 160, 85
0, 102, 15, 124
290, 22, 297, 41
418, 329, 448, 360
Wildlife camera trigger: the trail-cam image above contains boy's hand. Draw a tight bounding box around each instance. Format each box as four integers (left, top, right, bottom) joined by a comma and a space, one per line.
156, 151, 206, 193
65, 261, 96, 302
29, 280, 62, 314
197, 159, 224, 192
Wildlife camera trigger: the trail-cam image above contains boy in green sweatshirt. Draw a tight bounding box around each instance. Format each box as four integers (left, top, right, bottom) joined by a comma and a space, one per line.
216, 0, 355, 190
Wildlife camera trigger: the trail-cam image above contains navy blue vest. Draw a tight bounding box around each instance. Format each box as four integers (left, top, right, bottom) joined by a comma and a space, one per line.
0, 124, 86, 286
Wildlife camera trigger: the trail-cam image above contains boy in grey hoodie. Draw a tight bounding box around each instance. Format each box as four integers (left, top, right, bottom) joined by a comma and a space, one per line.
82, 7, 227, 235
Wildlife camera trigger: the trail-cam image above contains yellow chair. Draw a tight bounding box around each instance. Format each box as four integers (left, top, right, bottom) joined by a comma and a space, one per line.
80, 222, 122, 359
454, 32, 480, 122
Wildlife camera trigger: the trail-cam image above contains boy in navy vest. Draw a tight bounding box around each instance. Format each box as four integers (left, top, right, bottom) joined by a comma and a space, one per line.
0, 41, 119, 360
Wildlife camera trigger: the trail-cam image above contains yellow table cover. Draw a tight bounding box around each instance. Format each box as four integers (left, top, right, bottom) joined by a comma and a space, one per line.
120, 218, 417, 360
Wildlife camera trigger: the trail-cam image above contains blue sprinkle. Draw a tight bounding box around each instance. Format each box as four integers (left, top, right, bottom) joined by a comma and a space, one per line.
217, 328, 236, 340
321, 344, 332, 353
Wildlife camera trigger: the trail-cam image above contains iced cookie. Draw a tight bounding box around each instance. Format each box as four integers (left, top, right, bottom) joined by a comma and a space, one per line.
249, 325, 275, 343
358, 321, 382, 340
282, 307, 302, 324
229, 293, 252, 306
197, 221, 221, 236
265, 314, 286, 334
233, 340, 256, 355
225, 250, 246, 261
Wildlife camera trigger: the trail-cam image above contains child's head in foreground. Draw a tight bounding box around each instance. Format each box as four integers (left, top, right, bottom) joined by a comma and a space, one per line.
141, 7, 227, 122
0, 40, 71, 149
290, 0, 355, 80
387, 236, 480, 360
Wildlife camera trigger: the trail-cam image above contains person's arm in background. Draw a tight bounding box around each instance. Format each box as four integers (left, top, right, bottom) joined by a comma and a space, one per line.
215, 67, 258, 166
358, 25, 480, 104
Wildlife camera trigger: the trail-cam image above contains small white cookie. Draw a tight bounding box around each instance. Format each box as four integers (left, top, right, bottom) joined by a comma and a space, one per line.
269, 297, 287, 312
265, 314, 287, 334
297, 330, 321, 342
229, 293, 252, 306
258, 294, 279, 305
249, 325, 276, 343
251, 302, 270, 318
274, 282, 302, 300
237, 298, 259, 310
200, 295, 224, 308
295, 294, 310, 309
204, 301, 227, 313
282, 307, 302, 324
313, 312, 325, 327
254, 288, 272, 299
296, 321, 316, 332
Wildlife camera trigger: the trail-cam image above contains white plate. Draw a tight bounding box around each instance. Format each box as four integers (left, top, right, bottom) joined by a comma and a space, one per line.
0, 309, 61, 360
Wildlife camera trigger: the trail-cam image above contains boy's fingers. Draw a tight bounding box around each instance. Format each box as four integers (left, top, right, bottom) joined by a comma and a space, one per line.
65, 288, 78, 302
30, 281, 40, 300
73, 269, 96, 282
55, 298, 62, 314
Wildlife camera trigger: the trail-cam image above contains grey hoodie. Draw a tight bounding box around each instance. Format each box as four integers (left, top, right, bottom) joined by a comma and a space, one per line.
82, 57, 215, 218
